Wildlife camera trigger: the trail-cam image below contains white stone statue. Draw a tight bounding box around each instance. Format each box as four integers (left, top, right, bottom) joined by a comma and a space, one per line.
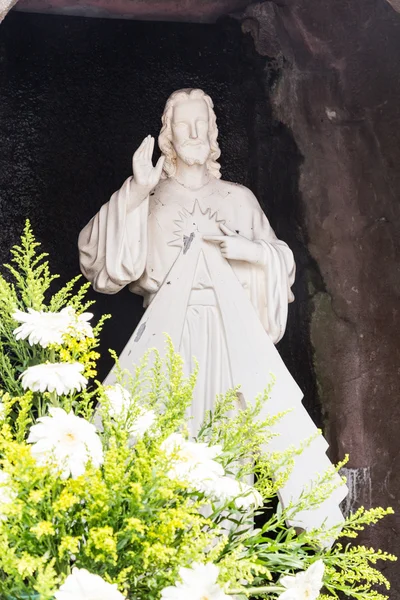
78, 88, 347, 532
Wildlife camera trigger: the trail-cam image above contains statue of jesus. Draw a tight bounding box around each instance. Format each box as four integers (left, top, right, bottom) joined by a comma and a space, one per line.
78, 88, 346, 531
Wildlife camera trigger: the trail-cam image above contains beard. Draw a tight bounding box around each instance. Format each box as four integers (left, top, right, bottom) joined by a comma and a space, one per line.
175, 142, 210, 166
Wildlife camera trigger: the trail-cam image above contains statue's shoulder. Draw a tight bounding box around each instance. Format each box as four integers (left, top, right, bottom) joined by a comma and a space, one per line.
217, 179, 259, 206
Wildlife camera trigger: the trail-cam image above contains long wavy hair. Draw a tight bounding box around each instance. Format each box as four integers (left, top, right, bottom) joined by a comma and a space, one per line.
158, 89, 221, 180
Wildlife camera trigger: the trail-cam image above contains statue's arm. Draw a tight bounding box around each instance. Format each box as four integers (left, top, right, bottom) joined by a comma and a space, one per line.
205, 186, 295, 286
248, 189, 296, 343
78, 136, 165, 294
78, 177, 149, 294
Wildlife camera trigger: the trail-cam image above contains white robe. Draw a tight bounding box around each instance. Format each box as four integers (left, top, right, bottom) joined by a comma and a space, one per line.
79, 175, 347, 532
78, 176, 295, 340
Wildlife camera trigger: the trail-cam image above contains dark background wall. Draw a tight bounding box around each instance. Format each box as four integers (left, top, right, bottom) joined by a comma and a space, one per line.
0, 12, 319, 420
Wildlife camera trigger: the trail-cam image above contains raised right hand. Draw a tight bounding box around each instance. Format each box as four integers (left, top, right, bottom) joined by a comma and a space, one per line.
132, 135, 165, 192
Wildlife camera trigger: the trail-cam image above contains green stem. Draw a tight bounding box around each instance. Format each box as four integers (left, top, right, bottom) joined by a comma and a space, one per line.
46, 348, 60, 408
37, 394, 43, 418
49, 390, 59, 408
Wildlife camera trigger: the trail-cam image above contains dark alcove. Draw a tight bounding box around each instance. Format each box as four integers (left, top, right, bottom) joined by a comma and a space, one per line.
0, 12, 319, 423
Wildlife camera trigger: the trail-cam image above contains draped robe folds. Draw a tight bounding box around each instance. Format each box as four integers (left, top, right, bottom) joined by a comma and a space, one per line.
79, 175, 347, 533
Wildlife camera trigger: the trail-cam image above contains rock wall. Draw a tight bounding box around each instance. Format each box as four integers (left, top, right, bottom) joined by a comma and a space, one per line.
12, 0, 250, 22
243, 0, 400, 590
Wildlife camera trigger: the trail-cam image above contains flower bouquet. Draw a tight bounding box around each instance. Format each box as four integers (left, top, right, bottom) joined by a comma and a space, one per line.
0, 223, 396, 600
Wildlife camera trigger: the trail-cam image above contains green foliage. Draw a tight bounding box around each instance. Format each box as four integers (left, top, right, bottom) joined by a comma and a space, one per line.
0, 220, 108, 405
0, 224, 396, 600
195, 392, 396, 598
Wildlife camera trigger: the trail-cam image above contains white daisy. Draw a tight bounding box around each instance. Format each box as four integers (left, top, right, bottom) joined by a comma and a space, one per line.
71, 310, 94, 340
104, 384, 131, 419
234, 482, 263, 510
161, 563, 232, 600
21, 362, 87, 396
27, 407, 103, 479
12, 306, 93, 348
278, 560, 325, 600
129, 409, 156, 441
54, 567, 125, 600
201, 476, 263, 509
103, 384, 156, 441
161, 433, 224, 489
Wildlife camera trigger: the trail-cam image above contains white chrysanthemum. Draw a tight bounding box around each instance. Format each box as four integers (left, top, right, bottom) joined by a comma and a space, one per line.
161, 563, 232, 600
129, 409, 156, 439
21, 362, 87, 396
27, 407, 103, 479
0, 471, 15, 520
278, 560, 325, 600
104, 384, 131, 418
201, 476, 263, 509
72, 310, 94, 340
235, 482, 263, 510
104, 384, 156, 441
54, 567, 126, 600
12, 306, 93, 348
161, 433, 224, 488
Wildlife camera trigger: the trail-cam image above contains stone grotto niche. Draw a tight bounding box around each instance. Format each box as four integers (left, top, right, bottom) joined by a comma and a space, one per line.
0, 11, 319, 423
2, 3, 399, 590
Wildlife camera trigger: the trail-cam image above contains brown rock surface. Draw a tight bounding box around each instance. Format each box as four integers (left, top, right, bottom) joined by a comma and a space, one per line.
386, 0, 400, 13
243, 0, 400, 591
13, 0, 251, 22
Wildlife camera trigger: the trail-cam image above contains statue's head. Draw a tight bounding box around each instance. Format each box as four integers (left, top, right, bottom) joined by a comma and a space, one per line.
158, 88, 221, 179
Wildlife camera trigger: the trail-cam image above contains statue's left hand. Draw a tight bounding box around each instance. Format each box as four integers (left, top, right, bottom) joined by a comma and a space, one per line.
203, 224, 264, 264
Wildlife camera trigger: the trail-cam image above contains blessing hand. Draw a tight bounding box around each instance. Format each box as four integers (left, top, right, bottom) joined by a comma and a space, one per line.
203, 224, 264, 264
132, 135, 165, 194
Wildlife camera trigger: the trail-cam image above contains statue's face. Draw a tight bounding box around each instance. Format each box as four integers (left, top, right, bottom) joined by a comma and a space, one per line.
171, 98, 211, 167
